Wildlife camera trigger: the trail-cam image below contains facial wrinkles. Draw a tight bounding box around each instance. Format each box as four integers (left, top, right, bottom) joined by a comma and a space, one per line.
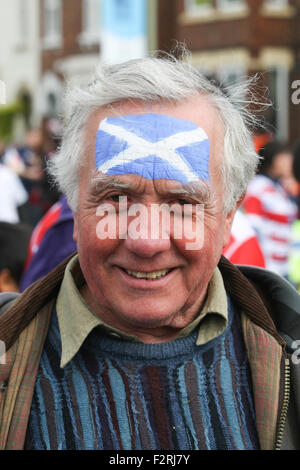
87, 174, 217, 221
172, 181, 217, 209
95, 113, 210, 185
88, 172, 131, 200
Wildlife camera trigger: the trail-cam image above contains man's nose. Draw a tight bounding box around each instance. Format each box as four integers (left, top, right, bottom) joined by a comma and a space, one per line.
124, 208, 171, 257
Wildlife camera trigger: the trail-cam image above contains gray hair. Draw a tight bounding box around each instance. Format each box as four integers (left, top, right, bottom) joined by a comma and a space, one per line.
48, 50, 263, 213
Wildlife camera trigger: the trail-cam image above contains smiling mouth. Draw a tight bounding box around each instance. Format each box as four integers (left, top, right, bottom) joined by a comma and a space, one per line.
122, 268, 173, 280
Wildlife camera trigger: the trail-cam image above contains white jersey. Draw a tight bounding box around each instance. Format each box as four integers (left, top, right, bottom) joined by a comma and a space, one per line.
0, 164, 28, 223
243, 175, 298, 277
223, 210, 265, 267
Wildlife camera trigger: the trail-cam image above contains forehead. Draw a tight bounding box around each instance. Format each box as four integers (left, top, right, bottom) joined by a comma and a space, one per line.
84, 96, 224, 186
96, 113, 210, 185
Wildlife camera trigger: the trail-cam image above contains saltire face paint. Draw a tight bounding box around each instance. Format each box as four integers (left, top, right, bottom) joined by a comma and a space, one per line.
95, 113, 210, 185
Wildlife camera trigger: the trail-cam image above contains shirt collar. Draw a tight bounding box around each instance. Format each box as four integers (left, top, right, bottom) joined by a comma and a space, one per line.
57, 255, 228, 368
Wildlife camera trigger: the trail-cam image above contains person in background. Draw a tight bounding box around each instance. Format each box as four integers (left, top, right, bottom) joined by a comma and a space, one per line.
292, 139, 300, 211
2, 129, 61, 228
16, 129, 61, 227
20, 195, 77, 291
0, 222, 32, 292
243, 141, 298, 278
288, 139, 300, 290
223, 209, 265, 267
0, 162, 28, 223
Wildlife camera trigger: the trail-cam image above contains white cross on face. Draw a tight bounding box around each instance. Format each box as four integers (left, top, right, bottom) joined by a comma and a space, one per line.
95, 115, 210, 184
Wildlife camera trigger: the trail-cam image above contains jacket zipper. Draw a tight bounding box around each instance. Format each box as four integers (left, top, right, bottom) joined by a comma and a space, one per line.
274, 356, 290, 450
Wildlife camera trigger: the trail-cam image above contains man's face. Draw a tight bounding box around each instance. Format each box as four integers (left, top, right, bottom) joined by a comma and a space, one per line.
73, 96, 237, 342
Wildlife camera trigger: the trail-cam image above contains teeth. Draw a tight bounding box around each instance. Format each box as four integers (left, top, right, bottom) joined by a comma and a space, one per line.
125, 269, 171, 280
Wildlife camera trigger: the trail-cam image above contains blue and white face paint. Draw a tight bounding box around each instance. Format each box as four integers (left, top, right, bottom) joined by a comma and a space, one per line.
95, 113, 210, 185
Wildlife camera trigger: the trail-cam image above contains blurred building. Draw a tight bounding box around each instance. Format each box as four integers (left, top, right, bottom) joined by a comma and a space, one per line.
0, 0, 41, 140
39, 0, 101, 119
39, 0, 157, 119
1, 0, 299, 147
0, 0, 157, 141
157, 0, 300, 145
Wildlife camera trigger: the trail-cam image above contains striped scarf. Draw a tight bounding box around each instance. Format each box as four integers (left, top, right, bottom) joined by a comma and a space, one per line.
24, 297, 259, 450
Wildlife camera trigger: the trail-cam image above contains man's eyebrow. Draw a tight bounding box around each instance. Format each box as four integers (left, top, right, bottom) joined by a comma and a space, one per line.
88, 172, 216, 205
89, 173, 131, 195
168, 181, 216, 205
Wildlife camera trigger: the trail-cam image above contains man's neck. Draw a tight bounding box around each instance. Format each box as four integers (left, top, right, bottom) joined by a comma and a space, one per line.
79, 282, 207, 344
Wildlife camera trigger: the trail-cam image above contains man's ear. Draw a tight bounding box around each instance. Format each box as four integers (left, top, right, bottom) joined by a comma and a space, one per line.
73, 212, 78, 243
222, 193, 245, 249
0, 268, 19, 293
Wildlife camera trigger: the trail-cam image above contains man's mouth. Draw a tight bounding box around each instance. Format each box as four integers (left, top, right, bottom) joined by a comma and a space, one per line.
123, 268, 172, 280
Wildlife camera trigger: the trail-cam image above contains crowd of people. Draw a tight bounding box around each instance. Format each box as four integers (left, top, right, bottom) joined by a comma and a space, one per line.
0, 126, 60, 226
0, 125, 62, 292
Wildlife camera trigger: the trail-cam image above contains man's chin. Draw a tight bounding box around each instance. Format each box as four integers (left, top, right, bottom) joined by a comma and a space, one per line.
111, 303, 183, 332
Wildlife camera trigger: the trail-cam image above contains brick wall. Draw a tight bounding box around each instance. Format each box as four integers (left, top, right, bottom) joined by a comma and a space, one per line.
157, 0, 300, 144
40, 0, 99, 76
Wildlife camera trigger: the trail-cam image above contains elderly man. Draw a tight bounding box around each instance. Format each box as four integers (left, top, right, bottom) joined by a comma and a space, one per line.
0, 53, 299, 451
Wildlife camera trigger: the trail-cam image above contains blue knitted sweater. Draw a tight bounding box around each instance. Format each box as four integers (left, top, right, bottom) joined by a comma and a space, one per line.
25, 296, 259, 450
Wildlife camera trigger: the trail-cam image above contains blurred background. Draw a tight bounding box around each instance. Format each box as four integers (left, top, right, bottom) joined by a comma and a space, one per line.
1, 0, 300, 293
1, 0, 300, 146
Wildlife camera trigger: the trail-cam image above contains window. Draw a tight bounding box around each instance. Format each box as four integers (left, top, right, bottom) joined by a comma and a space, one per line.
217, 0, 245, 12
186, 0, 245, 16
217, 66, 245, 87
43, 0, 62, 49
185, 0, 213, 16
193, 0, 212, 5
264, 0, 288, 9
216, 65, 246, 105
38, 72, 63, 118
79, 0, 100, 46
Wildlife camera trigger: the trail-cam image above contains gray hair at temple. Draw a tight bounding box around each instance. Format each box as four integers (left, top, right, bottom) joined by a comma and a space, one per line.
48, 49, 262, 214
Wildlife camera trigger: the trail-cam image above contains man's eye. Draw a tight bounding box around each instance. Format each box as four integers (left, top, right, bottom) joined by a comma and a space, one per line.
177, 199, 190, 206
107, 194, 122, 202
